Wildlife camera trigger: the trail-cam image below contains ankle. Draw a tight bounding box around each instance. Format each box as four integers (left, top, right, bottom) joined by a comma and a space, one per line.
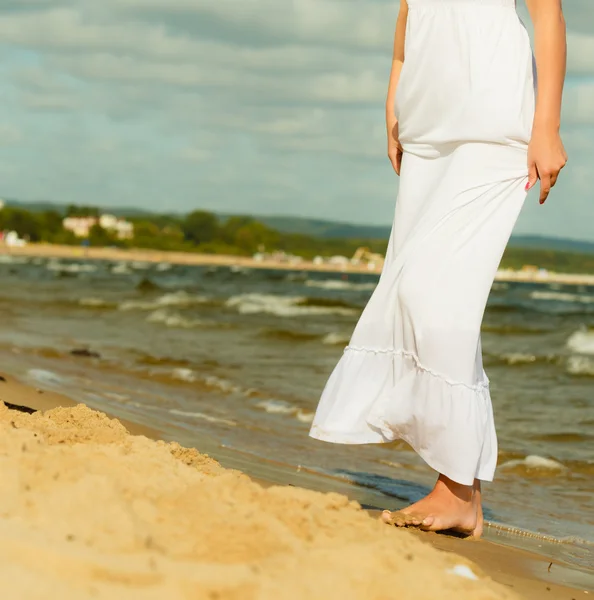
436, 474, 473, 503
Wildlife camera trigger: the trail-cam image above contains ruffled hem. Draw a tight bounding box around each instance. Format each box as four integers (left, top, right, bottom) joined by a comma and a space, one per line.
309, 346, 497, 485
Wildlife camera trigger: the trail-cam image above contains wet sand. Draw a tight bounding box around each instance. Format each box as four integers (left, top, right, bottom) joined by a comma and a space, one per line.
0, 372, 591, 599
3, 243, 594, 286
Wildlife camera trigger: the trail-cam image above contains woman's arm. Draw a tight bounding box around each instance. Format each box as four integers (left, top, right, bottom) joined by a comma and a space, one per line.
525, 0, 568, 204
386, 0, 408, 175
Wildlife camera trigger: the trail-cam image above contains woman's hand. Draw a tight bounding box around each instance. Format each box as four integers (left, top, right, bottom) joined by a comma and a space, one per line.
526, 126, 568, 204
387, 114, 403, 175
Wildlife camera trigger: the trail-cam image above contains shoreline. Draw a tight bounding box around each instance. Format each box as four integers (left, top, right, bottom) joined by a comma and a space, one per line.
0, 370, 591, 599
3, 243, 594, 286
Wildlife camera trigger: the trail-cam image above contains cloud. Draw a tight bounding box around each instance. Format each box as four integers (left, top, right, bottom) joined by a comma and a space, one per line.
0, 0, 591, 243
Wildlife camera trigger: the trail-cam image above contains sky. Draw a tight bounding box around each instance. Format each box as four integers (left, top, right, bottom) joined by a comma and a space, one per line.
0, 0, 592, 240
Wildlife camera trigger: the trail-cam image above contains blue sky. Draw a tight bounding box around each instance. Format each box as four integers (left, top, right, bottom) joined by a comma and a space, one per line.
0, 0, 592, 240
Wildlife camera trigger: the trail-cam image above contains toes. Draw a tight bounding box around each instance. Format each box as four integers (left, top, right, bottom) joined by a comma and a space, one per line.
420, 516, 436, 531
382, 510, 408, 527
407, 513, 424, 526
382, 510, 428, 528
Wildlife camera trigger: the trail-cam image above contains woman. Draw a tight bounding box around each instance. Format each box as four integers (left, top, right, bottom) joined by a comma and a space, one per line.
310, 0, 567, 536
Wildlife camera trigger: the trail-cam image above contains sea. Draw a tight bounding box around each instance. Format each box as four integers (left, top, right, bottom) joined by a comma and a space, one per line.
0, 252, 592, 578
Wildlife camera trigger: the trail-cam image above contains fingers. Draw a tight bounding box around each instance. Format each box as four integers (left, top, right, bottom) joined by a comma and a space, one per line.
539, 173, 551, 204
396, 149, 403, 176
388, 147, 403, 175
526, 161, 538, 191
388, 151, 398, 173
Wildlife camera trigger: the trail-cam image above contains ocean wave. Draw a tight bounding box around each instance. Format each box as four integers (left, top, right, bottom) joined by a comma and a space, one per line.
256, 399, 315, 424
481, 323, 547, 335
170, 368, 243, 394
169, 409, 237, 427
119, 291, 212, 312
499, 455, 566, 472
322, 332, 351, 346
136, 278, 161, 292
566, 355, 594, 378
47, 260, 97, 274
147, 309, 205, 329
530, 290, 594, 304
171, 368, 197, 383
225, 293, 357, 317
261, 328, 321, 342
0, 255, 29, 264
26, 369, 68, 386
566, 329, 594, 355
111, 262, 133, 275
485, 352, 556, 367
79, 297, 116, 309
130, 261, 151, 270
305, 279, 376, 292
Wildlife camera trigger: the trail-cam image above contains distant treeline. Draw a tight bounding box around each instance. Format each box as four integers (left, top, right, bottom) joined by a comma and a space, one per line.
0, 205, 387, 260
1, 204, 594, 273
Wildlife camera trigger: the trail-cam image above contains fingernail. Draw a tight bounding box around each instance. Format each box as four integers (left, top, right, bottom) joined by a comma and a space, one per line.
525, 182, 530, 191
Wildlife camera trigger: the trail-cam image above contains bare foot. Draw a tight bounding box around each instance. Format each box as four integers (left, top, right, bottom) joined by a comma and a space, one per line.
381, 475, 484, 538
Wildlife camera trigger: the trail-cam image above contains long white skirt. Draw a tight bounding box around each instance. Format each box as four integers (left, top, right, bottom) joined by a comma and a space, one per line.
309, 0, 535, 486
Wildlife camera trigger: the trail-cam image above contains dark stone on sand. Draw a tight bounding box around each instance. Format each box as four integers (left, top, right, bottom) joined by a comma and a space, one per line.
136, 278, 160, 292
3, 401, 37, 414
0, 375, 6, 382
70, 348, 101, 359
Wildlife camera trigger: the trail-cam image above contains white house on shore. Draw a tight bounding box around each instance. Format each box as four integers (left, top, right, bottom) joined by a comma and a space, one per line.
63, 214, 134, 240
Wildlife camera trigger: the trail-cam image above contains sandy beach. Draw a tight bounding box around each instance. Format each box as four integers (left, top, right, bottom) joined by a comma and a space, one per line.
0, 372, 591, 600
3, 242, 594, 286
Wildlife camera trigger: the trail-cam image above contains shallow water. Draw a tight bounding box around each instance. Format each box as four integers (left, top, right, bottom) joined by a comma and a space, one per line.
0, 254, 593, 573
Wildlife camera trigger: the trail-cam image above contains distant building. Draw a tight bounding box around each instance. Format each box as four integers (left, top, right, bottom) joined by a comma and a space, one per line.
351, 247, 385, 270
63, 214, 134, 240
3, 231, 26, 247
63, 216, 97, 238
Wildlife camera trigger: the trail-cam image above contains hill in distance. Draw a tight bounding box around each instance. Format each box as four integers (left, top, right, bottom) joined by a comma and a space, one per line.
4, 198, 594, 255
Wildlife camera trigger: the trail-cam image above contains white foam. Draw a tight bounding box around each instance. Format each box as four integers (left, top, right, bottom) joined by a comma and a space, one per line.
500, 353, 537, 365
203, 376, 241, 394
226, 293, 356, 317
531, 290, 594, 304
119, 292, 210, 312
111, 262, 133, 275
119, 300, 159, 311
322, 332, 351, 346
27, 369, 66, 386
305, 280, 376, 292
256, 400, 296, 415
0, 255, 29, 264
567, 329, 594, 355
79, 297, 112, 308
47, 260, 97, 274
567, 355, 594, 377
146, 309, 204, 329
156, 262, 172, 272
256, 400, 314, 423
295, 410, 315, 424
172, 368, 196, 383
130, 261, 151, 270
500, 455, 566, 471
169, 409, 236, 427
169, 369, 242, 394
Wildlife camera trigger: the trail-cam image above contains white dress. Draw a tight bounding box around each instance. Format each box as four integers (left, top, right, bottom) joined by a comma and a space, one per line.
310, 0, 535, 486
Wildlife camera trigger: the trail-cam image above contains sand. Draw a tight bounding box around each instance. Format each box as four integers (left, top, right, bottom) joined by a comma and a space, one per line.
4, 242, 594, 286
0, 374, 590, 600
